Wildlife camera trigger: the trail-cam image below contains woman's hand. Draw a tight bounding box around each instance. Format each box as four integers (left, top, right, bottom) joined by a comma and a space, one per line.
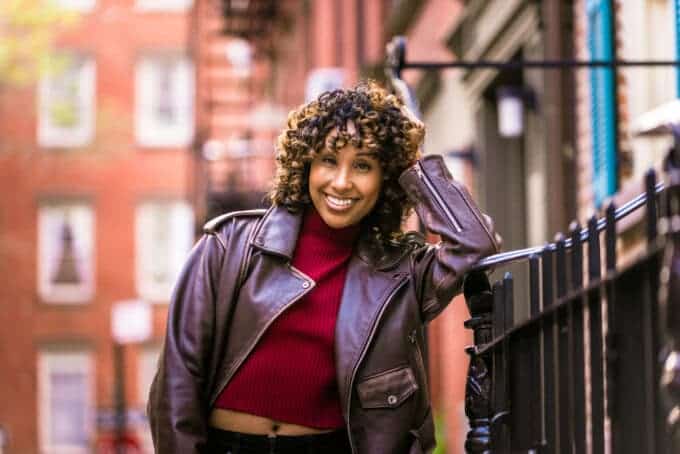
482, 213, 503, 252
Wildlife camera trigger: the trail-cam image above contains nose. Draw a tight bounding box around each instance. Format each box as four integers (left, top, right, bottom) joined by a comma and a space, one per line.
331, 166, 353, 192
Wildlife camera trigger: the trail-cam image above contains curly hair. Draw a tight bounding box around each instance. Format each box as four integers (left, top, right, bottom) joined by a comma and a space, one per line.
269, 80, 424, 247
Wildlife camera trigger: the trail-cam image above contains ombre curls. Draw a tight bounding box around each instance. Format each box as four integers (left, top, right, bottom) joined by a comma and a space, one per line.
269, 80, 424, 246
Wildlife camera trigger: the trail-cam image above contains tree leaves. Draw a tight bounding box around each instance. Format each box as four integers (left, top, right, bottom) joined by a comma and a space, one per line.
0, 0, 78, 86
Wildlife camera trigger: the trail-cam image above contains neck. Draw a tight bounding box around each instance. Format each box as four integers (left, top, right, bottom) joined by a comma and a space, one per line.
301, 207, 361, 248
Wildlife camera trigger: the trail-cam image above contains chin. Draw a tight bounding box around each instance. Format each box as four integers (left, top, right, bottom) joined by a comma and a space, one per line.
321, 213, 354, 229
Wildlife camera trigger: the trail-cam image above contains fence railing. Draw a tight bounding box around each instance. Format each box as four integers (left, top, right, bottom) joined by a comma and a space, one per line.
385, 36, 680, 453
461, 158, 680, 453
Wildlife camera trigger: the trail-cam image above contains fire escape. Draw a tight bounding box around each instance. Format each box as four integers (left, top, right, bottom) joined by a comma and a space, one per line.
193, 0, 283, 222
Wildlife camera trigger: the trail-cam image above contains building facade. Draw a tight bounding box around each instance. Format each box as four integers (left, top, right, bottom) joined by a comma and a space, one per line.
574, 0, 679, 261
0, 0, 196, 452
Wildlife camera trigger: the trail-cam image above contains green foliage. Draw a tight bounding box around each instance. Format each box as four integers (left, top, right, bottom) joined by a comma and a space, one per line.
0, 0, 78, 86
433, 410, 448, 454
49, 97, 79, 127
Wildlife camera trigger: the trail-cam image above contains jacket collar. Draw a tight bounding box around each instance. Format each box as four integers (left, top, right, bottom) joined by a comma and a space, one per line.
252, 204, 415, 270
252, 205, 303, 260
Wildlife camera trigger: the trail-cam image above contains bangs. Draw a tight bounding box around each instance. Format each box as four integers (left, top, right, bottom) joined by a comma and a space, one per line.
269, 80, 424, 247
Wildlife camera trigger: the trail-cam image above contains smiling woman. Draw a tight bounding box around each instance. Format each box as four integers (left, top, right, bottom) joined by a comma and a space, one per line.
270, 81, 423, 248
308, 128, 384, 229
147, 81, 500, 454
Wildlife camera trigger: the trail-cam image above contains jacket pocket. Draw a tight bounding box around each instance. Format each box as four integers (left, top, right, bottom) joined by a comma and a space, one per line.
356, 365, 418, 409
409, 407, 436, 454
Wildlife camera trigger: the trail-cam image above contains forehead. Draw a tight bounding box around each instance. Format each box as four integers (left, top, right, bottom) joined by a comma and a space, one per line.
320, 145, 378, 159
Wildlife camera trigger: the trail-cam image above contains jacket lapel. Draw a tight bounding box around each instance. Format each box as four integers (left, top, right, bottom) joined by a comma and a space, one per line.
334, 255, 408, 418
252, 205, 302, 259
212, 206, 314, 402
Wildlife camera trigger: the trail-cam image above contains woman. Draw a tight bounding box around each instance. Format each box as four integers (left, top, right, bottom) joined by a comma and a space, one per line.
148, 81, 500, 454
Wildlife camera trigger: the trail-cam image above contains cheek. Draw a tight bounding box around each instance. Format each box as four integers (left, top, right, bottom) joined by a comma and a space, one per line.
308, 165, 323, 192
365, 178, 383, 207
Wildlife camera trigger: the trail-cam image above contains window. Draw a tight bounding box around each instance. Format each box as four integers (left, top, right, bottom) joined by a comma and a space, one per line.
38, 350, 94, 454
38, 202, 94, 303
135, 0, 193, 12
135, 54, 194, 147
38, 54, 96, 148
52, 0, 95, 12
135, 201, 193, 302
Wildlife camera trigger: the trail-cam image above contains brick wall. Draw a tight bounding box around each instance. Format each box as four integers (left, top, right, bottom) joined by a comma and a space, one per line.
0, 1, 194, 451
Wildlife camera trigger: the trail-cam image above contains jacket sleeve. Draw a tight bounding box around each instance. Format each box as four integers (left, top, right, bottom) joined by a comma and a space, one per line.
147, 231, 225, 453
399, 155, 500, 322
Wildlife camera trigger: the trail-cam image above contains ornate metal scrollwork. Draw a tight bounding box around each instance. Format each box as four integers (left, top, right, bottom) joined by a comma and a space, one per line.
463, 272, 494, 454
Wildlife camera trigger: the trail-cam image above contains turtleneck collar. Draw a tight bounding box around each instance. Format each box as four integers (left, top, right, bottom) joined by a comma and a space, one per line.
301, 206, 361, 248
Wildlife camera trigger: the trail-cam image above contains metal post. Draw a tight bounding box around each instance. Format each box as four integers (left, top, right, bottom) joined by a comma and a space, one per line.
113, 342, 126, 454
463, 271, 494, 453
587, 215, 605, 454
555, 235, 572, 454
570, 221, 587, 453
541, 246, 557, 453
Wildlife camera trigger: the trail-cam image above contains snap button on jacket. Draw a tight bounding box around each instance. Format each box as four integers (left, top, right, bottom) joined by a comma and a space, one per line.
147, 155, 499, 454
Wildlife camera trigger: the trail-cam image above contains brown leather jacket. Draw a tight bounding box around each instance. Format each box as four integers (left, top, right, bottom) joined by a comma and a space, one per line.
148, 155, 500, 453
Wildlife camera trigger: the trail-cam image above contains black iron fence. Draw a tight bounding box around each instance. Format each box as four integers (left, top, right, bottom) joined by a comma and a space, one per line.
384, 36, 680, 453
461, 156, 680, 453
384, 114, 680, 454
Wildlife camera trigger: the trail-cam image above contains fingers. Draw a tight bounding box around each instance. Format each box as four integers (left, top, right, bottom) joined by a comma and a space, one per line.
482, 213, 503, 252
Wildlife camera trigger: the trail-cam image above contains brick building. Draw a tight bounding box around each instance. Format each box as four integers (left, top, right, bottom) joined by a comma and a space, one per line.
0, 0, 196, 452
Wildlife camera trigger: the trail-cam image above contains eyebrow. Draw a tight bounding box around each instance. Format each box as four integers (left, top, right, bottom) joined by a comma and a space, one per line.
320, 149, 378, 158
356, 151, 379, 158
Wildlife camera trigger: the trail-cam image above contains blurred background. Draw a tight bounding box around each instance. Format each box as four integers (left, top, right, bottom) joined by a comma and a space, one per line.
0, 0, 678, 452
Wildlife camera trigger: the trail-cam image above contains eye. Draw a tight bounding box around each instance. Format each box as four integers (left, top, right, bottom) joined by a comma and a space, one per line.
319, 154, 337, 166
354, 161, 372, 172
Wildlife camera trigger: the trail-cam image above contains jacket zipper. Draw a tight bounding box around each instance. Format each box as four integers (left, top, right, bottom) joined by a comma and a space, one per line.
415, 161, 463, 233
411, 331, 426, 375
345, 276, 409, 454
410, 329, 429, 404
209, 265, 315, 407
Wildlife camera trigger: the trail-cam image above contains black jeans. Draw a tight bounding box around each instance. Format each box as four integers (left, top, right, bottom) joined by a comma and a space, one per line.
206, 427, 352, 454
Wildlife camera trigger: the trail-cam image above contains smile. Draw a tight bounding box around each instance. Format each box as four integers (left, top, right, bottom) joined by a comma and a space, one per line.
325, 194, 357, 210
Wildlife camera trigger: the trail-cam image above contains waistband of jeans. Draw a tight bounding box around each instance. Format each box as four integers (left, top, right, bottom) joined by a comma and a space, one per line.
207, 426, 349, 447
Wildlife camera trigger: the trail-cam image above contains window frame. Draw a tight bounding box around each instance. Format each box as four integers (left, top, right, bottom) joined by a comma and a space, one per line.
37, 53, 96, 148
134, 0, 193, 12
135, 199, 194, 303
37, 349, 94, 454
134, 53, 195, 148
37, 201, 95, 304
52, 0, 96, 12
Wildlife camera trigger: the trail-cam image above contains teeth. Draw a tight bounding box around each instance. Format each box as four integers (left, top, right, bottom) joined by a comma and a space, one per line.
326, 195, 354, 207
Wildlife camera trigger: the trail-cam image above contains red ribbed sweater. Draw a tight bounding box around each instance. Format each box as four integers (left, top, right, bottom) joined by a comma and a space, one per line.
214, 208, 359, 429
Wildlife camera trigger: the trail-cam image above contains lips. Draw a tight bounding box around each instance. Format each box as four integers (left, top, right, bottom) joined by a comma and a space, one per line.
324, 194, 357, 210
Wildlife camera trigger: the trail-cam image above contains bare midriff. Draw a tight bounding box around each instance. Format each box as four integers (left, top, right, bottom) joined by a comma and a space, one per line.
209, 408, 337, 436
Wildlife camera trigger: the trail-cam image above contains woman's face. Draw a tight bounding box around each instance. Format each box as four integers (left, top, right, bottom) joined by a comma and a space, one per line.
308, 126, 383, 229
